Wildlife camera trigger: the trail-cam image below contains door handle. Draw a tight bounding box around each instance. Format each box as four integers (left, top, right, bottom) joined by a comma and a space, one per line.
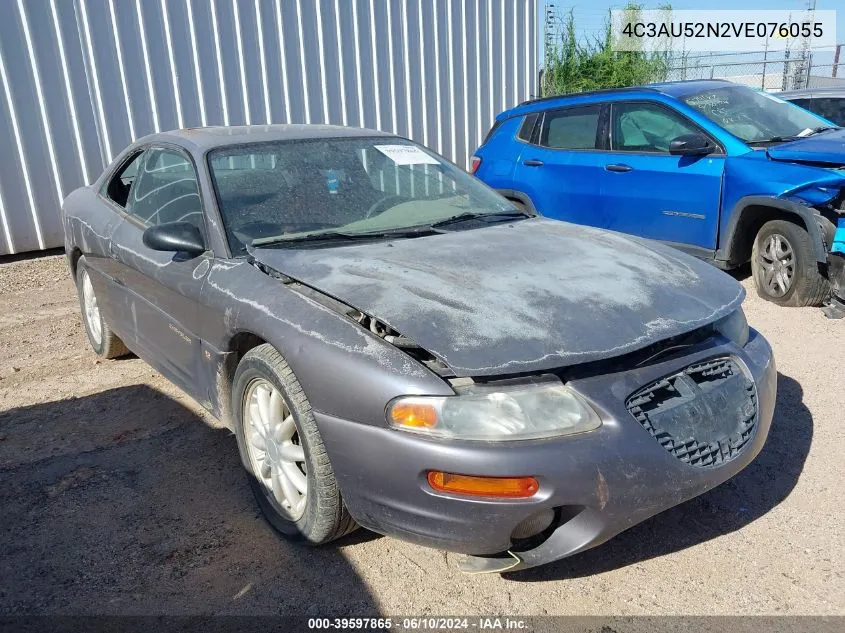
605, 163, 633, 173
523, 159, 544, 167
108, 242, 118, 259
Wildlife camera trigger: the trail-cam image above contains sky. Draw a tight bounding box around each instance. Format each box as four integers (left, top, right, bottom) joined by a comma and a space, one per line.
544, 0, 844, 68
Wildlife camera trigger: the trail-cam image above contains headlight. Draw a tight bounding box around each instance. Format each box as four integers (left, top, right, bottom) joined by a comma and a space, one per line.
387, 376, 601, 441
714, 308, 749, 347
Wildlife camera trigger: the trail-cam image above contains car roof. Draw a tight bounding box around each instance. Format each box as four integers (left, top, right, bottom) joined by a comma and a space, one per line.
645, 78, 736, 97
135, 124, 395, 153
509, 79, 735, 116
778, 87, 845, 99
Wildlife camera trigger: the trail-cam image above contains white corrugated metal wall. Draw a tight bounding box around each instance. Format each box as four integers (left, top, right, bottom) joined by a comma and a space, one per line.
0, 0, 538, 256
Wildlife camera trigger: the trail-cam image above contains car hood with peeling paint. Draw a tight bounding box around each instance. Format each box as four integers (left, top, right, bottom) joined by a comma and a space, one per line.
252, 218, 745, 377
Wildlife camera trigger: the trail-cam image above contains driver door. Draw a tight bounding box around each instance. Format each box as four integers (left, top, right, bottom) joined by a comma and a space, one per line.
599, 100, 725, 251
109, 146, 211, 397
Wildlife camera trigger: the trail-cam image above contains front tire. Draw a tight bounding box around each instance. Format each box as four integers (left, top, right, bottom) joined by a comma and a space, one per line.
232, 344, 356, 544
751, 220, 829, 307
75, 258, 129, 359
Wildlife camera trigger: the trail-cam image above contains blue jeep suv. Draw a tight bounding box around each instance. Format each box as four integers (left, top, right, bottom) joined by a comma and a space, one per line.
473, 79, 845, 307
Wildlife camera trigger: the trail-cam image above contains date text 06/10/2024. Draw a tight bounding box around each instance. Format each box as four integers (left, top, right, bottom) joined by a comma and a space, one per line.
307, 617, 529, 630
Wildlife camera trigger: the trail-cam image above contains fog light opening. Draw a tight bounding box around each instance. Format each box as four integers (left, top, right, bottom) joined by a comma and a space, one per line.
510, 509, 555, 540
509, 505, 584, 553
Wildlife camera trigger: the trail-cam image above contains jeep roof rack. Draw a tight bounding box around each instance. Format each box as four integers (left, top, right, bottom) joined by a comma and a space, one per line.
518, 78, 735, 108
518, 85, 659, 107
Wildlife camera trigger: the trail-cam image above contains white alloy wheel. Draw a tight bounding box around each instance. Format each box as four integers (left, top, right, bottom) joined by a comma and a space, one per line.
243, 378, 308, 520
81, 270, 103, 346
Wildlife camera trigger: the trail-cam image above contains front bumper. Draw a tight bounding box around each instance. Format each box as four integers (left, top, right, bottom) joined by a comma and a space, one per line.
315, 330, 776, 571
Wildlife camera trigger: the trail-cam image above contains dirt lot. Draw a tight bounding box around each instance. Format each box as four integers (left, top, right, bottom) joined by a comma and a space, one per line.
0, 253, 842, 616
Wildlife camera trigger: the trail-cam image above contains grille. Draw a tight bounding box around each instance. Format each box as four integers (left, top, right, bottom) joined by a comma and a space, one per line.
626, 358, 758, 468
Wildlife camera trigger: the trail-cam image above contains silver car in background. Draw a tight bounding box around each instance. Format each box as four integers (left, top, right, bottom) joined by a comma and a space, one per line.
780, 87, 845, 126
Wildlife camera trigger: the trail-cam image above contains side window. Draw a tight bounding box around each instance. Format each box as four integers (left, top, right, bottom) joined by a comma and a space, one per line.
788, 98, 812, 110
539, 105, 600, 149
611, 102, 700, 153
102, 151, 145, 208
516, 113, 539, 142
127, 148, 203, 230
811, 98, 845, 126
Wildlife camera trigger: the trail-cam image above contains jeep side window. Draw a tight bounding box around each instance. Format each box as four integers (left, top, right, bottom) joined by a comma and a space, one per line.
611, 102, 700, 153
516, 113, 540, 142
539, 105, 601, 150
102, 151, 145, 208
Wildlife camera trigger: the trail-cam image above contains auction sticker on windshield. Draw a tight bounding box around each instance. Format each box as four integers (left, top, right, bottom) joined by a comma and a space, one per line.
375, 145, 440, 165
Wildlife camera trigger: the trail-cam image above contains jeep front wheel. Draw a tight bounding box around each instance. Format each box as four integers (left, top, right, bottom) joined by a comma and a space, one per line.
751, 219, 829, 307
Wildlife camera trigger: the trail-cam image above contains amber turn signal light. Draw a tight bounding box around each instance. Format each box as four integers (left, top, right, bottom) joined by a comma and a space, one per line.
389, 402, 438, 428
427, 471, 539, 498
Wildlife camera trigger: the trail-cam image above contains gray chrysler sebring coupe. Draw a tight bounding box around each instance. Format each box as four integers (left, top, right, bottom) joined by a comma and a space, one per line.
62, 125, 776, 573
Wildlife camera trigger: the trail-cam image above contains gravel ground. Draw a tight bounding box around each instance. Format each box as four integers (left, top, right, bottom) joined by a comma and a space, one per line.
0, 253, 842, 616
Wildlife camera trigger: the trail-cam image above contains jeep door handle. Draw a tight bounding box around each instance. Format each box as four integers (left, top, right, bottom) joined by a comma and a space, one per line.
523, 159, 544, 167
605, 163, 633, 173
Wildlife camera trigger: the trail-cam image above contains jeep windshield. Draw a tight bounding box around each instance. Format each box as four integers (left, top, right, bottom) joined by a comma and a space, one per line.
682, 84, 832, 146
207, 137, 523, 253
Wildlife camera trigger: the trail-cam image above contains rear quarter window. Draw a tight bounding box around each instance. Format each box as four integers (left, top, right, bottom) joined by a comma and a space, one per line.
516, 113, 540, 142
101, 151, 145, 208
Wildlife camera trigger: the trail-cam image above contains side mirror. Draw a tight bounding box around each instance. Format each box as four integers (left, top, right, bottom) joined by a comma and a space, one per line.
669, 133, 714, 156
142, 221, 205, 257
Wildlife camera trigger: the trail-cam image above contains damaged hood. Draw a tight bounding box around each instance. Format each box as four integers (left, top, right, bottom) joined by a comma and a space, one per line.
252, 219, 744, 376
766, 129, 845, 167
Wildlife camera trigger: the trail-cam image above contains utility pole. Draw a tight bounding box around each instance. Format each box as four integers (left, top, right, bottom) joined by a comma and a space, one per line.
795, 0, 817, 89
543, 3, 557, 96
762, 33, 769, 89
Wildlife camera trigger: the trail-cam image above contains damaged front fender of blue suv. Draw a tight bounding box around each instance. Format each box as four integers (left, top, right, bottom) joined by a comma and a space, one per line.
474, 80, 845, 308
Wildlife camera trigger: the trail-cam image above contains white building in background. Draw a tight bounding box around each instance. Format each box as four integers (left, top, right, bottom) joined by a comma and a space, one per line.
0, 0, 539, 256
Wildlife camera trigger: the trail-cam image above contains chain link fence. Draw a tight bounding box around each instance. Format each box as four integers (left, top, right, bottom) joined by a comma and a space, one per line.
666, 48, 844, 92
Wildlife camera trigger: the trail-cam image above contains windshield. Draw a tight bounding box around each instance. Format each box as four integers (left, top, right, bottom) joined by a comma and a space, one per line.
207, 137, 517, 253
681, 85, 829, 144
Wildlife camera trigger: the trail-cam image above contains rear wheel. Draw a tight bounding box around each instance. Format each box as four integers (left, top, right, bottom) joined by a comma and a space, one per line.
75, 258, 129, 358
232, 344, 356, 543
751, 219, 829, 307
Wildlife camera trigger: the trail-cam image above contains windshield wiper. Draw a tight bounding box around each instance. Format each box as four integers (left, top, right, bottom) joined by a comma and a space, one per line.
252, 210, 531, 248
749, 126, 841, 146
747, 135, 800, 146
807, 125, 841, 136
428, 210, 532, 230
256, 227, 437, 247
